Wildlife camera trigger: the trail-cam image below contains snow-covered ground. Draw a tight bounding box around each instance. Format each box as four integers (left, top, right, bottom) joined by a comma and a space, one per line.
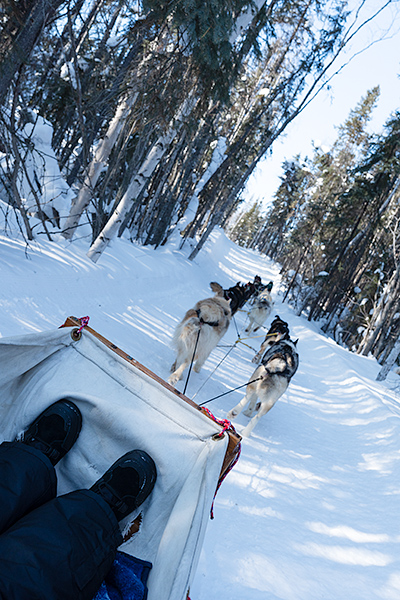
1, 212, 400, 600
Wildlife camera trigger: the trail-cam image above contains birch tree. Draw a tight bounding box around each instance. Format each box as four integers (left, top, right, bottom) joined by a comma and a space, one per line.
376, 337, 400, 381
86, 0, 269, 261
62, 92, 138, 239
86, 95, 196, 261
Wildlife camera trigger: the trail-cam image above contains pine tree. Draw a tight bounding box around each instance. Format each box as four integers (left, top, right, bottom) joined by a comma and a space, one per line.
272, 89, 381, 326
142, 0, 254, 102
0, 0, 66, 106
256, 156, 310, 258
229, 201, 263, 246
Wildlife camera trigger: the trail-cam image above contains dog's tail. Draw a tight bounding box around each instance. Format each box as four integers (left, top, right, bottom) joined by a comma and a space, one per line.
172, 309, 201, 350
210, 281, 224, 297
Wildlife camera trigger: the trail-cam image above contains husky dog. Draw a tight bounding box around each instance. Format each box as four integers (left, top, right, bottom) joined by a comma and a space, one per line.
168, 282, 231, 386
252, 315, 290, 363
245, 288, 273, 334
217, 281, 255, 315
249, 279, 273, 304
222, 277, 272, 316
227, 338, 299, 437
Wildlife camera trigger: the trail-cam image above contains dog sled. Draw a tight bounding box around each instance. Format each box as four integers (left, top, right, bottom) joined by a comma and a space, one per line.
0, 316, 241, 600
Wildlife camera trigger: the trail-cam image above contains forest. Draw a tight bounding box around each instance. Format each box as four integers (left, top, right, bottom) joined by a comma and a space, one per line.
0, 0, 399, 373
231, 85, 400, 375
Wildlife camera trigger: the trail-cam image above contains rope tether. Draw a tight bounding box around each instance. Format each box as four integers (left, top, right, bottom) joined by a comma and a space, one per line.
199, 376, 263, 406
191, 342, 237, 400
232, 314, 240, 338
70, 315, 90, 341
183, 327, 201, 396
235, 338, 258, 352
190, 316, 278, 400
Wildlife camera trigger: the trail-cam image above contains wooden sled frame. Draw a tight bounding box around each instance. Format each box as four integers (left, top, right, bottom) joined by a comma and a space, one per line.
61, 317, 241, 484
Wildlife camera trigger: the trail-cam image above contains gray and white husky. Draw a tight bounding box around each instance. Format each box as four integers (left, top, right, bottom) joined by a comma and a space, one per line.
227, 338, 299, 437
168, 283, 231, 387
245, 288, 273, 334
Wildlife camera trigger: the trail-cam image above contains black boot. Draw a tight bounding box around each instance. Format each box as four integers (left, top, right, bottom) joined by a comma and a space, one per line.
90, 450, 157, 521
21, 399, 82, 466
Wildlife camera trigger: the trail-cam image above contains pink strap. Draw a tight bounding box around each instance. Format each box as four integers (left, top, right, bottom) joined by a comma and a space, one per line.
77, 315, 90, 333
202, 407, 241, 519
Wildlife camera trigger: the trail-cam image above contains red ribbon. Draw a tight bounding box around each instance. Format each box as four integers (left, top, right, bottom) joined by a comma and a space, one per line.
77, 315, 90, 333
202, 407, 241, 519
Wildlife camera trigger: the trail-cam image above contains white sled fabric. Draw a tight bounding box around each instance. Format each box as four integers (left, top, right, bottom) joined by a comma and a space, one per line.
0, 326, 230, 600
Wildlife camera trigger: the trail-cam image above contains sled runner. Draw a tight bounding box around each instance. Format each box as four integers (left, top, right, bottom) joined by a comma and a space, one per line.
0, 316, 241, 600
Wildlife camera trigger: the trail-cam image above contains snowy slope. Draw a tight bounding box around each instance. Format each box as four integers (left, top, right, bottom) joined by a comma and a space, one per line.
1, 212, 400, 600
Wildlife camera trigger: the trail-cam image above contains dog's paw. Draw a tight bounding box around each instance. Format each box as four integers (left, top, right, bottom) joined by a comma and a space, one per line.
168, 373, 179, 386
193, 364, 202, 373
243, 408, 255, 417
226, 410, 237, 420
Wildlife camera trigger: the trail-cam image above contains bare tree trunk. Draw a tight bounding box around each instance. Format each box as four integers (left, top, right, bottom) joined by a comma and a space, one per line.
187, 138, 272, 257
86, 95, 196, 262
139, 130, 187, 244
359, 261, 400, 356
376, 336, 400, 381
282, 255, 305, 303
62, 92, 138, 239
188, 209, 223, 261
7, 79, 34, 240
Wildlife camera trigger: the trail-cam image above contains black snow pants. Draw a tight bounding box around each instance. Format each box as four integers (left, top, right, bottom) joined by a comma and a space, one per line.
0, 441, 123, 600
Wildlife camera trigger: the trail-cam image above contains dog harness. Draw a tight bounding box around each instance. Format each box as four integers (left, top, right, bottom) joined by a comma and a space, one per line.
196, 309, 220, 328
257, 298, 271, 308
263, 319, 290, 341
261, 340, 299, 379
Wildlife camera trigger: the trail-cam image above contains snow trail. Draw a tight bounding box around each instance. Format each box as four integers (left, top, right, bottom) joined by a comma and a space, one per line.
1, 218, 400, 600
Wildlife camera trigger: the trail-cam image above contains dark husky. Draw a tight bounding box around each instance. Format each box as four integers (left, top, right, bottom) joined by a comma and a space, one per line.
219, 281, 255, 315
227, 338, 299, 437
252, 315, 290, 363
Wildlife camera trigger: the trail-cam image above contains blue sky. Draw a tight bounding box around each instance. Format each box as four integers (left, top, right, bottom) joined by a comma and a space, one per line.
244, 0, 400, 209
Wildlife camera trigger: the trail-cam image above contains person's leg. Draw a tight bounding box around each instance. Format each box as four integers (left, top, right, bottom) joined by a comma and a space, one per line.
0, 489, 122, 600
0, 399, 82, 534
0, 442, 56, 534
0, 450, 157, 600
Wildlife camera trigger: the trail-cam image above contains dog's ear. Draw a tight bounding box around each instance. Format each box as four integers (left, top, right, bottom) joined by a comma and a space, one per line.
210, 281, 224, 296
